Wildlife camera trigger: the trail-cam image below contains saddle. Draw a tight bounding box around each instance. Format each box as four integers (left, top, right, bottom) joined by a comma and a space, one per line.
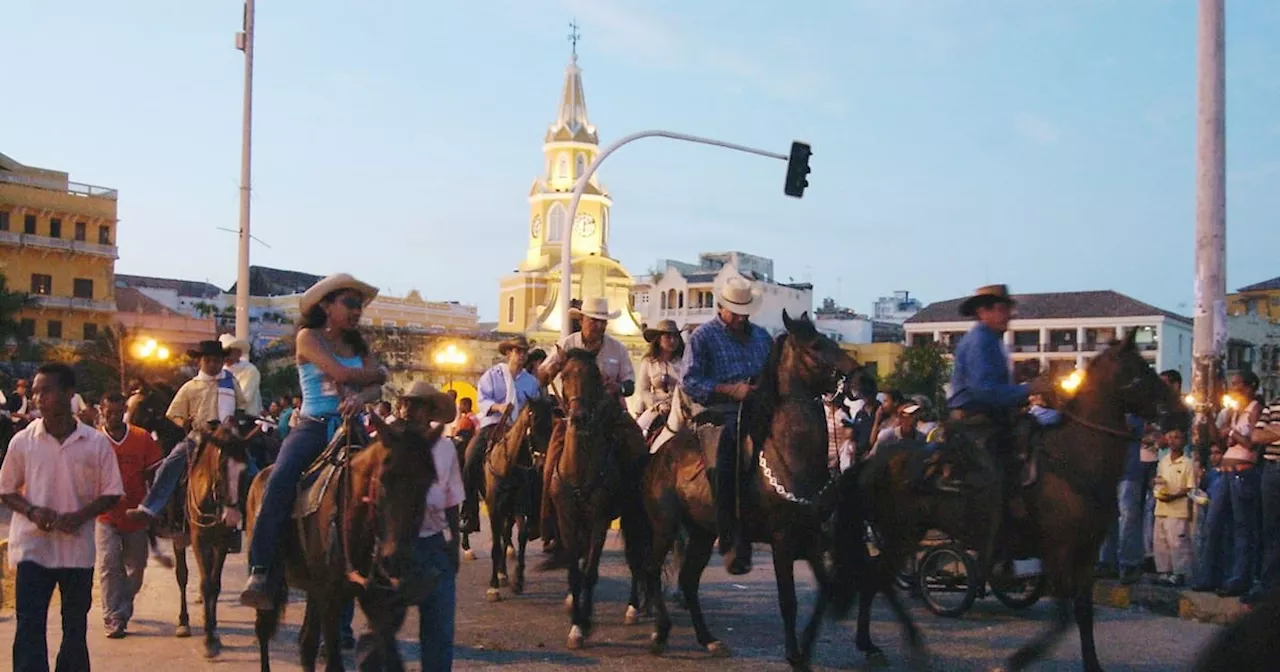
914, 413, 1052, 495
294, 423, 366, 520
643, 412, 669, 450
687, 406, 757, 483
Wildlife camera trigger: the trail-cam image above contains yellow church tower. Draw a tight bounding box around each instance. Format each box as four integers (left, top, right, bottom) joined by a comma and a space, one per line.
498, 36, 643, 339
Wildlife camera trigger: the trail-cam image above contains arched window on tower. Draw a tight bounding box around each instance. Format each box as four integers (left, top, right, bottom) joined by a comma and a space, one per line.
678, 292, 685, 309
548, 203, 565, 242
660, 293, 666, 310
556, 153, 570, 181
667, 289, 677, 312
602, 208, 609, 245
575, 153, 587, 179
507, 296, 516, 324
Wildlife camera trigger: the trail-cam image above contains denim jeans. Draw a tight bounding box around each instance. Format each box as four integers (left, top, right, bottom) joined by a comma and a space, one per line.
1100, 478, 1146, 571
1197, 467, 1258, 591
138, 438, 193, 515
714, 408, 742, 550
1141, 462, 1157, 561
247, 417, 331, 571
1196, 473, 1233, 588
14, 562, 94, 672
357, 534, 456, 671
1259, 460, 1280, 591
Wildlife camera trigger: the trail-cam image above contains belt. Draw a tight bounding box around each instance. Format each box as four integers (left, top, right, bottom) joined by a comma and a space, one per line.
1220, 462, 1256, 474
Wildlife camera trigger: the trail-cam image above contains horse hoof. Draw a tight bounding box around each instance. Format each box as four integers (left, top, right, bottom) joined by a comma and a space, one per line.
498, 573, 509, 587
624, 605, 640, 625
486, 588, 502, 603
194, 594, 203, 604
463, 549, 476, 562
564, 594, 574, 613
706, 640, 731, 658
203, 638, 222, 659
174, 625, 191, 638
648, 633, 667, 656
512, 582, 525, 596
567, 625, 586, 650
506, 545, 516, 559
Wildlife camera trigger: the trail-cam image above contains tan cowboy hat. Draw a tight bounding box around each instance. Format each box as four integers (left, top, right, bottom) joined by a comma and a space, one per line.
568, 296, 620, 322
498, 334, 530, 355
718, 275, 761, 316
218, 333, 251, 355
400, 381, 457, 424
958, 284, 1015, 318
300, 273, 379, 315
643, 319, 681, 342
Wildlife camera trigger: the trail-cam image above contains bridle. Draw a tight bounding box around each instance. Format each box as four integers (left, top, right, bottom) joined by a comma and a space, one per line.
1060, 371, 1153, 441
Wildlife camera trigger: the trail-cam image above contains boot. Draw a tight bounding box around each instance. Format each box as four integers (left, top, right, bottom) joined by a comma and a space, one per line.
239, 568, 273, 610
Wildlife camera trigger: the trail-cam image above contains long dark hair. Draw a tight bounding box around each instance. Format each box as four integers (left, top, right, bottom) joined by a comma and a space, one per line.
645, 331, 685, 362
299, 291, 370, 357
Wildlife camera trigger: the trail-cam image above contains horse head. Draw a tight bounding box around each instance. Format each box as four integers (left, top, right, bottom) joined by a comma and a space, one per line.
777, 310, 861, 398
126, 387, 186, 451
524, 395, 556, 457
560, 348, 607, 427
357, 414, 439, 589
1078, 330, 1179, 425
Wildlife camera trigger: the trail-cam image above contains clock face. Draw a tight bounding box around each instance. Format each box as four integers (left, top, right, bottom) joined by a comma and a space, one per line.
574, 213, 596, 237
530, 215, 542, 238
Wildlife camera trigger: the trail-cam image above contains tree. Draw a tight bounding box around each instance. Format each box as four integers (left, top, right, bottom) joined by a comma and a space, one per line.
882, 342, 951, 406
0, 273, 37, 350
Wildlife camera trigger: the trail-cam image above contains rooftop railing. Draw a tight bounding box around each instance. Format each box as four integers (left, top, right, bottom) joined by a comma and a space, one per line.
0, 172, 118, 200
0, 230, 118, 258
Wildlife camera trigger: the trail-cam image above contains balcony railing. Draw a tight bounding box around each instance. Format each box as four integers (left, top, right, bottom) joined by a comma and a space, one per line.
33, 295, 116, 312
0, 172, 118, 200
0, 230, 118, 258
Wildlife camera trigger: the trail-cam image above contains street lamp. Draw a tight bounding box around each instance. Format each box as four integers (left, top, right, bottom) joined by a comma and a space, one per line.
434, 344, 467, 391
118, 335, 171, 393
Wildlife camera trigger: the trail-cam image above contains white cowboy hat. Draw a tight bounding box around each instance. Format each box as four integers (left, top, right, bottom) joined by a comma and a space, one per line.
300, 273, 379, 315
717, 275, 761, 316
218, 333, 251, 354
568, 296, 620, 322
400, 381, 457, 424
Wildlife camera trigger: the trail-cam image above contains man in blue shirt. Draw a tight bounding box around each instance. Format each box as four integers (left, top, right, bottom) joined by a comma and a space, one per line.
682, 276, 773, 575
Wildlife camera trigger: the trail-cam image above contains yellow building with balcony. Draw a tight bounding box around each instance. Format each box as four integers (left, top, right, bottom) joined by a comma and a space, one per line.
1228, 276, 1280, 322
0, 152, 117, 343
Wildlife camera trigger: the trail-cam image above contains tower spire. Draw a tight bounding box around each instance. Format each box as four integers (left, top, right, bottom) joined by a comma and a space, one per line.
546, 20, 596, 144
568, 20, 580, 62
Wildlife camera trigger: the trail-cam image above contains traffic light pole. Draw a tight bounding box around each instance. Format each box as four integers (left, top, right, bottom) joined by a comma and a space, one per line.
558, 130, 796, 339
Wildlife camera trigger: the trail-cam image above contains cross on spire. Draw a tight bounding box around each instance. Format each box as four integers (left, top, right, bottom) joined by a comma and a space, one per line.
568, 20, 581, 61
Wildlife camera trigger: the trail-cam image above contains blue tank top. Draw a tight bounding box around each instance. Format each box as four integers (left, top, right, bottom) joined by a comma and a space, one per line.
299, 354, 363, 418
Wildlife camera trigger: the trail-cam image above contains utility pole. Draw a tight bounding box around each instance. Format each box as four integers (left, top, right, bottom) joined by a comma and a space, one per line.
1192, 0, 1226, 452
234, 0, 255, 344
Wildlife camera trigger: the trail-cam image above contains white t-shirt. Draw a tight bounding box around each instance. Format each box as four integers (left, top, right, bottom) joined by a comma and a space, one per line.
419, 436, 465, 538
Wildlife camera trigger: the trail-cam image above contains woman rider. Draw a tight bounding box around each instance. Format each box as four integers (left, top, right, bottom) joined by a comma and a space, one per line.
240, 273, 387, 609
632, 319, 685, 441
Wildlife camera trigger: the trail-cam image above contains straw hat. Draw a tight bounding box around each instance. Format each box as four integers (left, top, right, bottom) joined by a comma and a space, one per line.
300, 273, 379, 315
643, 319, 681, 343
498, 334, 531, 355
187, 340, 227, 359
718, 275, 761, 316
218, 333, 251, 355
568, 296, 620, 322
400, 381, 457, 424
958, 284, 1015, 318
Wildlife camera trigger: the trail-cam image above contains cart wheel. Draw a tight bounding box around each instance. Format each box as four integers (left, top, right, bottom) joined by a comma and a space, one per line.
991, 570, 1046, 610
917, 543, 978, 617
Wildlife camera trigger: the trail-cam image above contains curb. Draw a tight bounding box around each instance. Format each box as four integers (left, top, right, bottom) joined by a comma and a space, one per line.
1093, 579, 1249, 625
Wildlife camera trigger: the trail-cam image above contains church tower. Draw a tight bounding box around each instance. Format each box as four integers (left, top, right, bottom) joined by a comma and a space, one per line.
498, 30, 643, 339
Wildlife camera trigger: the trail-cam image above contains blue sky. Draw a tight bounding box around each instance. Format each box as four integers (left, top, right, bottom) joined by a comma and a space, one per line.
4, 0, 1278, 320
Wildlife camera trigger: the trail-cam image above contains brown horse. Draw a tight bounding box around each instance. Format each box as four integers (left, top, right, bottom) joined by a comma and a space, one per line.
483, 395, 555, 601
827, 332, 1181, 671
639, 310, 859, 669
246, 415, 439, 672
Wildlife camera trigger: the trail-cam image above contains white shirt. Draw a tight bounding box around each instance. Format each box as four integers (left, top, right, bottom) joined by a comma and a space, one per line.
419, 436, 465, 538
0, 419, 125, 569
226, 359, 263, 417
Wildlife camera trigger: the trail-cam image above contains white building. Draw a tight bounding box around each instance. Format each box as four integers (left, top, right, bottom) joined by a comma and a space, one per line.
904, 290, 1193, 389
631, 251, 812, 335
873, 291, 923, 325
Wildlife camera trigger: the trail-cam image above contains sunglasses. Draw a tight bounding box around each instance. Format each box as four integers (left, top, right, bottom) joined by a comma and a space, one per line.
337, 295, 364, 310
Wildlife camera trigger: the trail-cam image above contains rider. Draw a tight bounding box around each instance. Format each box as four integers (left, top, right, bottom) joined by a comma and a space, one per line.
238, 273, 388, 610
681, 275, 772, 575
536, 296, 641, 544
633, 319, 686, 439
462, 335, 540, 534
125, 339, 246, 523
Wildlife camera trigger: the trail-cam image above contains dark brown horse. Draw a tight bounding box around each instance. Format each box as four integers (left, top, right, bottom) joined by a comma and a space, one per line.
828, 332, 1181, 671
483, 395, 554, 601
639, 310, 859, 669
246, 415, 439, 672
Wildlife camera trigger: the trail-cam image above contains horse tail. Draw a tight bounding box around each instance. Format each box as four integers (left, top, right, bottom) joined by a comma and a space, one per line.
827, 465, 871, 619
253, 581, 290, 643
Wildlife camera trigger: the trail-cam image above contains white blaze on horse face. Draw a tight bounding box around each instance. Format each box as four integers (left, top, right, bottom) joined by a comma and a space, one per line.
224, 459, 247, 507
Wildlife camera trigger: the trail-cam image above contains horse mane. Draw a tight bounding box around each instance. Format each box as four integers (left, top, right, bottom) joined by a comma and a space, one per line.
747, 332, 789, 443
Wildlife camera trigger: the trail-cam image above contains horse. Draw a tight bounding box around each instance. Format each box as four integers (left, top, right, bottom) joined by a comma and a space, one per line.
246, 415, 439, 672
1191, 588, 1280, 672
639, 310, 859, 669
482, 395, 555, 601
827, 332, 1181, 671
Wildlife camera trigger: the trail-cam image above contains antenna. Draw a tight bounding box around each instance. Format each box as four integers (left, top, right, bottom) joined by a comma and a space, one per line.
217, 226, 272, 249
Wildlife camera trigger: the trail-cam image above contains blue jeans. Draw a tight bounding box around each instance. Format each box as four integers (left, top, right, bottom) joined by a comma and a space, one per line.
1140, 462, 1157, 561
714, 408, 742, 550
139, 439, 193, 515
247, 417, 331, 572
14, 562, 93, 672
1197, 467, 1258, 590
358, 534, 456, 671
1099, 479, 1146, 571
1261, 460, 1280, 591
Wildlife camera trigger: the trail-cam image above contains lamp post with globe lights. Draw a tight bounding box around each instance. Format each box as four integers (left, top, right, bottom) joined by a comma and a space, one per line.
118, 335, 171, 393
434, 343, 468, 392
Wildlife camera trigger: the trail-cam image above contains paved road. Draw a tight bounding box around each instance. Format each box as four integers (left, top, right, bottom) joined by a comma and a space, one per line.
0, 510, 1221, 671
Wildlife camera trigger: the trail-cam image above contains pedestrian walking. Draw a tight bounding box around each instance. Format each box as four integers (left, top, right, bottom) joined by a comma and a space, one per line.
0, 363, 124, 672
95, 391, 163, 638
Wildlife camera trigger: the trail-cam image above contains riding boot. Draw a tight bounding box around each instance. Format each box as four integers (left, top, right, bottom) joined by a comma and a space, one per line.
240, 567, 273, 611
540, 423, 564, 544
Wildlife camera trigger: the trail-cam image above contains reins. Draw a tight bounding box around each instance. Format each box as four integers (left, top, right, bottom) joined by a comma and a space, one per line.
1059, 408, 1134, 440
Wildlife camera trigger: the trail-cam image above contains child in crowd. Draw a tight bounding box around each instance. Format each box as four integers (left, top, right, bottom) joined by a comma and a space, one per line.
1194, 443, 1228, 581
1153, 426, 1197, 586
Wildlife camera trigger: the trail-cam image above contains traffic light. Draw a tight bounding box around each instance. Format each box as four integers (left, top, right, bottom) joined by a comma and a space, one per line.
783, 141, 811, 198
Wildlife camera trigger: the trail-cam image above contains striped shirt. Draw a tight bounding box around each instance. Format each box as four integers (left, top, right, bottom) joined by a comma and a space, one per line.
681, 317, 772, 405
1259, 400, 1280, 461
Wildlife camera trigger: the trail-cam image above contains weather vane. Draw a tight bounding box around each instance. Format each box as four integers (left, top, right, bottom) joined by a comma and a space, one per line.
568, 20, 581, 60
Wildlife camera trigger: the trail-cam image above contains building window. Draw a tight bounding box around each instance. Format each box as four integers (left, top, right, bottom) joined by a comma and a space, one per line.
30, 274, 52, 295
83, 323, 98, 340
19, 319, 35, 338
678, 292, 685, 309
556, 154, 569, 181
49, 218, 62, 239
507, 296, 515, 323
547, 203, 565, 242
74, 221, 86, 241
73, 278, 94, 299
660, 293, 667, 310
47, 320, 62, 339
575, 153, 587, 179
98, 225, 111, 245
0, 211, 9, 231
24, 214, 36, 235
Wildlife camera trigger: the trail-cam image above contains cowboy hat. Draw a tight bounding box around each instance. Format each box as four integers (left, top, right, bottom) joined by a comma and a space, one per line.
718, 275, 761, 316
400, 381, 457, 424
300, 273, 379, 315
218, 333, 251, 354
498, 335, 530, 355
187, 340, 227, 359
958, 284, 1015, 318
643, 319, 681, 343
568, 296, 620, 322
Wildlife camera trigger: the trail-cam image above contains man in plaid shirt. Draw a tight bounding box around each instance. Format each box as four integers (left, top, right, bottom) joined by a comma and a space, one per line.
682, 276, 772, 575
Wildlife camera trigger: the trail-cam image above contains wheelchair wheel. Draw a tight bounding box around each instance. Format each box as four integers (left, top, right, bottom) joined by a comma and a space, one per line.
917, 543, 978, 617
991, 569, 1046, 610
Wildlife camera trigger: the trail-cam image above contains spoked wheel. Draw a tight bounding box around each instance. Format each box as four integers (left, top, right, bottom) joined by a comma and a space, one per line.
990, 565, 1046, 610
917, 543, 978, 617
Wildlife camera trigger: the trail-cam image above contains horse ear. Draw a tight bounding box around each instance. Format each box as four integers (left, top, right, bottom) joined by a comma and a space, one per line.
368, 413, 391, 439
782, 309, 794, 331
1122, 329, 1138, 350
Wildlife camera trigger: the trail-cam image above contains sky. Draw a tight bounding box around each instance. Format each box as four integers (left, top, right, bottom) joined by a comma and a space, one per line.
3, 0, 1278, 321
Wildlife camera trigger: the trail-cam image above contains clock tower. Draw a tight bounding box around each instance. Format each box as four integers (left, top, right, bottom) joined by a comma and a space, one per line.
498, 37, 643, 339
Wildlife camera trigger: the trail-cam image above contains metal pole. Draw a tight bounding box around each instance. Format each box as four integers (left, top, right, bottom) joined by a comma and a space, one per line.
1192, 0, 1226, 453
234, 0, 255, 344
558, 130, 789, 338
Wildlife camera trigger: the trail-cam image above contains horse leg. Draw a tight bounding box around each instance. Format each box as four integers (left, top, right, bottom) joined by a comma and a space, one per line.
487, 505, 505, 602
581, 522, 610, 640
513, 514, 528, 595
194, 535, 224, 658
174, 542, 191, 638
1007, 597, 1074, 671
798, 544, 831, 666
681, 526, 728, 657
298, 598, 323, 672
566, 558, 585, 649
499, 513, 513, 586
320, 597, 345, 672
771, 543, 806, 671
1074, 589, 1103, 672
646, 513, 678, 655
